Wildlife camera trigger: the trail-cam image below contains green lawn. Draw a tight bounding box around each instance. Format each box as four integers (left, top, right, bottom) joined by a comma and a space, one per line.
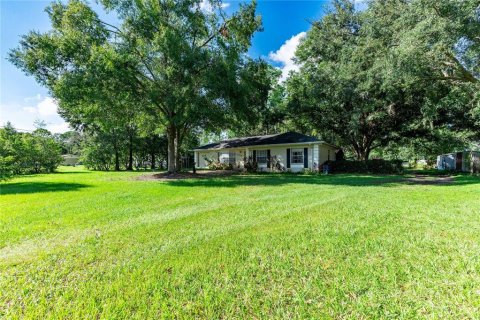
1, 167, 479, 319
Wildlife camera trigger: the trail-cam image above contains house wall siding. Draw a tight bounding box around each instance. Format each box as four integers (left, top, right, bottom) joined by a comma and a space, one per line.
196, 149, 245, 168
319, 145, 336, 165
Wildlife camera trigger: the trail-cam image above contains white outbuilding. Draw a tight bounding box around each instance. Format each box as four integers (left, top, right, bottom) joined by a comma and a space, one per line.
437, 151, 480, 173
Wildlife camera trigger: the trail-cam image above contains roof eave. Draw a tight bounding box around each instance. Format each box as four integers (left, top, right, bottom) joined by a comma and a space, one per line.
193, 140, 339, 151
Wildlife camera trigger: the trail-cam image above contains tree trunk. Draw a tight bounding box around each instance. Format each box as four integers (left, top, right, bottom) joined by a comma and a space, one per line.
127, 133, 133, 171
175, 129, 181, 171
353, 145, 371, 161
114, 147, 120, 171
151, 152, 155, 170
167, 124, 177, 173
364, 148, 371, 161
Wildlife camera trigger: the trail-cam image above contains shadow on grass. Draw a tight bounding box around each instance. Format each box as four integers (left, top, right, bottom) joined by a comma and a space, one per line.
0, 182, 91, 195
163, 174, 480, 188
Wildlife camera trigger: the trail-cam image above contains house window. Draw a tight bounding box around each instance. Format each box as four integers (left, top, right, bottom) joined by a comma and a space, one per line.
228, 152, 236, 164
256, 150, 267, 164
291, 149, 303, 164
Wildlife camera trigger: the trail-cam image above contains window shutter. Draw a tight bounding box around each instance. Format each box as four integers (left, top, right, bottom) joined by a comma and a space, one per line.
286, 148, 290, 168
304, 148, 308, 168
253, 150, 256, 161
267, 149, 271, 168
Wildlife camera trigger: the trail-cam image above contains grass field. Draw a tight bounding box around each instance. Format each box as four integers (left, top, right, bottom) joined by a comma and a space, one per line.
1, 167, 479, 319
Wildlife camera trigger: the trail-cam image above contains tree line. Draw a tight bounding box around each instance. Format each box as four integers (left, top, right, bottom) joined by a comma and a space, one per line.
7, 0, 479, 173
55, 129, 172, 171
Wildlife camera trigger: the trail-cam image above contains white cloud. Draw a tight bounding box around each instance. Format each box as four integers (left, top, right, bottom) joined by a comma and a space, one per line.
199, 0, 229, 12
354, 0, 369, 10
2, 95, 69, 133
199, 0, 213, 12
23, 94, 42, 104
20, 97, 58, 116
22, 106, 37, 114
47, 122, 70, 133
37, 97, 58, 116
268, 32, 306, 81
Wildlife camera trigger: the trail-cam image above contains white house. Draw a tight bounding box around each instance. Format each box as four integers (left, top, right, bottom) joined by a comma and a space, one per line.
193, 132, 338, 172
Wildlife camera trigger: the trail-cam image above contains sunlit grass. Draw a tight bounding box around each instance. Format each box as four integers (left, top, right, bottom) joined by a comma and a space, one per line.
1, 167, 479, 318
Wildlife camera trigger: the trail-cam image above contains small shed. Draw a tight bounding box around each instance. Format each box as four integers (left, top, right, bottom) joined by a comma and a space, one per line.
437, 151, 480, 173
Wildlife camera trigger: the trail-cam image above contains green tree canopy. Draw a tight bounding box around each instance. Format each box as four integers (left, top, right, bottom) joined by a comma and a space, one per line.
9, 0, 265, 172
286, 0, 479, 160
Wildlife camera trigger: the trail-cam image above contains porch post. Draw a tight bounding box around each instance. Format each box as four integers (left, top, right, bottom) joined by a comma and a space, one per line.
313, 144, 319, 171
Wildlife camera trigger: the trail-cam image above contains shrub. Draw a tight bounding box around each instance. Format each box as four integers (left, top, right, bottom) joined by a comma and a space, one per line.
243, 156, 258, 173
301, 168, 318, 175
81, 133, 117, 171
0, 156, 15, 181
205, 158, 233, 170
324, 159, 404, 174
269, 156, 285, 172
0, 125, 63, 176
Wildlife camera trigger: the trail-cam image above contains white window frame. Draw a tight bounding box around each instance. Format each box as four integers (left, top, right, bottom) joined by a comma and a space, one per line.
256, 150, 267, 164
291, 148, 304, 164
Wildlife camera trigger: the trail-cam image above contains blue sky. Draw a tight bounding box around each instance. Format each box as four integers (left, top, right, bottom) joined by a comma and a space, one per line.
1, 0, 332, 132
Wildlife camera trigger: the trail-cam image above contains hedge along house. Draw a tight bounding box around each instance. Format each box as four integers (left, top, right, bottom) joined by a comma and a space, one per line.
193, 132, 338, 172
437, 150, 480, 173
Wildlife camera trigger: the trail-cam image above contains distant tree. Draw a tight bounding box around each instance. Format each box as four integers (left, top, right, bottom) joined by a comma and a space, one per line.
80, 131, 119, 171
54, 131, 83, 155
133, 134, 168, 170
30, 128, 64, 173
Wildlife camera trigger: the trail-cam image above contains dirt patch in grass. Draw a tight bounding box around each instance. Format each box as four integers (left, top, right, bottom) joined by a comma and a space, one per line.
404, 174, 454, 185
137, 170, 240, 181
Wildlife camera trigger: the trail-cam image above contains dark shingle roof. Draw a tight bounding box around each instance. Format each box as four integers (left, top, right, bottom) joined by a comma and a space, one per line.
195, 132, 320, 150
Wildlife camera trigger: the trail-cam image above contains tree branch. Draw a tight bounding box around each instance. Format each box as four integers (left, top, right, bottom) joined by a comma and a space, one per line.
444, 51, 479, 83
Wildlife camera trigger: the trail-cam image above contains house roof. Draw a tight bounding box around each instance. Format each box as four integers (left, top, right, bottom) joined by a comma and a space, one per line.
195, 131, 328, 150
438, 150, 480, 156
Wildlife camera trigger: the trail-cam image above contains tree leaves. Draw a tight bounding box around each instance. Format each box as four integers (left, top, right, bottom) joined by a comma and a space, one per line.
286, 0, 479, 160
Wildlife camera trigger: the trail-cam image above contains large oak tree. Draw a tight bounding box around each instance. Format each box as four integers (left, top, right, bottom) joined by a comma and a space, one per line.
286, 1, 427, 160
10, 0, 263, 172
286, 0, 479, 160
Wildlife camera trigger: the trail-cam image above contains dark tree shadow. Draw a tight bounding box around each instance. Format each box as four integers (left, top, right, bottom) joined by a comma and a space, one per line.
162, 173, 480, 188
0, 182, 91, 195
